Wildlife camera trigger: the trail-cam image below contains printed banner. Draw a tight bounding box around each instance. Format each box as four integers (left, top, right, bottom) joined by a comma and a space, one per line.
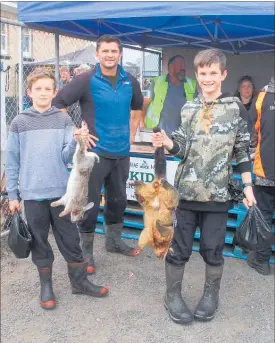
126, 156, 179, 201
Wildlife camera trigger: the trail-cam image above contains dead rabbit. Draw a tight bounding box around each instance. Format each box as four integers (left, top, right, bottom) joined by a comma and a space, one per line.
51, 128, 99, 222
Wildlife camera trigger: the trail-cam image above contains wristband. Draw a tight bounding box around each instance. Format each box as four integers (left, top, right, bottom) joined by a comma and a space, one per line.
243, 182, 252, 189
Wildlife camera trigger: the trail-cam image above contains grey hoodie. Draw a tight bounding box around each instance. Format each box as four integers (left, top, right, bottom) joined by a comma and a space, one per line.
6, 106, 77, 200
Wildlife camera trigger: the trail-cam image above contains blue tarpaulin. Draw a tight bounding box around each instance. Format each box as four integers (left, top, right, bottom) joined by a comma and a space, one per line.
18, 1, 275, 54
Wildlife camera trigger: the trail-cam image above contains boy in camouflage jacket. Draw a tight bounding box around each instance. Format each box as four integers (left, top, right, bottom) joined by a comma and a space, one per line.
152, 49, 256, 324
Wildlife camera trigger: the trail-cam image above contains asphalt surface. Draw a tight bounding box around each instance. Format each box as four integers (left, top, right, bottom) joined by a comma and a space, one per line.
1, 233, 274, 343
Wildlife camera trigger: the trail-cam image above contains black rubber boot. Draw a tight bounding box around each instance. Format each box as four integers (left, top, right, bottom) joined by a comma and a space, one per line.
38, 267, 56, 310
67, 262, 108, 297
105, 223, 141, 256
164, 261, 193, 324
247, 251, 270, 275
194, 264, 223, 321
79, 232, 96, 274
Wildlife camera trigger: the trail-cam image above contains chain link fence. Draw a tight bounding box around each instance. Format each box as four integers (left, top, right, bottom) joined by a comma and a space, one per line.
1, 22, 20, 234
58, 35, 97, 127
2, 21, 161, 127
2, 22, 19, 128
122, 46, 161, 92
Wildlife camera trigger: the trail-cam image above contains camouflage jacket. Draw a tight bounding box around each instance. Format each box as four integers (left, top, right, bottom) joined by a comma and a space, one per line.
171, 95, 250, 202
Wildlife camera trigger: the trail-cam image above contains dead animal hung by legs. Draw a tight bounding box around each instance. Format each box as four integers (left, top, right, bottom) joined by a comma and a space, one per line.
51, 134, 99, 222
133, 128, 179, 258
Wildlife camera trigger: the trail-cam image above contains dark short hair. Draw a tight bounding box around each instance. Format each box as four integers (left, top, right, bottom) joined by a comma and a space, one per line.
194, 49, 226, 72
168, 55, 185, 67
235, 75, 256, 98
96, 34, 122, 52
237, 75, 255, 89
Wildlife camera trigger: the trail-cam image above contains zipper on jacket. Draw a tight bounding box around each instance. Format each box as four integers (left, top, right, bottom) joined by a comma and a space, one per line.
98, 74, 117, 92
96, 72, 129, 106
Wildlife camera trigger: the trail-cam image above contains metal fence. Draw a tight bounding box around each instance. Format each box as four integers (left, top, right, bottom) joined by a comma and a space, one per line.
1, 20, 161, 126
0, 19, 161, 233
1, 19, 161, 127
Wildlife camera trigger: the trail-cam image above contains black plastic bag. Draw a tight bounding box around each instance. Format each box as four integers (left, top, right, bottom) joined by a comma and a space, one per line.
233, 207, 257, 251
253, 205, 274, 248
8, 211, 32, 258
233, 205, 273, 251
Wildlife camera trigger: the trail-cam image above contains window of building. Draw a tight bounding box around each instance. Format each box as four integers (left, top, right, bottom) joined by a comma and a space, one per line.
1, 23, 8, 55
22, 28, 32, 58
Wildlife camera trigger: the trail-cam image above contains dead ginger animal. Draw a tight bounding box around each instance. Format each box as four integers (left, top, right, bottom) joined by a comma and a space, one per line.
133, 144, 179, 258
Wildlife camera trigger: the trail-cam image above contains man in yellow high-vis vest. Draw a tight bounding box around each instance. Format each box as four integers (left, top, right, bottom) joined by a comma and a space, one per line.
141, 55, 197, 137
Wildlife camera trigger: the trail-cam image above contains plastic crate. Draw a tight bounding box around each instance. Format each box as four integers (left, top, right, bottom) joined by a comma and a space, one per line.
97, 160, 274, 264
96, 203, 275, 264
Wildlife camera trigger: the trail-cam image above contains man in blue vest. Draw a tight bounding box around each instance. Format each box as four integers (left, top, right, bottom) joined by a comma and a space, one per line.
142, 55, 197, 137
53, 35, 144, 275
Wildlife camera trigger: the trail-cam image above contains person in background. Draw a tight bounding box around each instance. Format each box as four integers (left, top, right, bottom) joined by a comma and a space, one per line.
141, 55, 197, 137
53, 35, 143, 275
59, 66, 71, 89
247, 75, 275, 275
142, 78, 150, 90
235, 75, 256, 111
74, 64, 92, 77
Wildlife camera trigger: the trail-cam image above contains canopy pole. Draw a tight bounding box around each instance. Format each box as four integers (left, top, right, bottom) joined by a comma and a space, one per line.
18, 26, 23, 113
55, 33, 60, 88
218, 23, 238, 54
140, 50, 144, 88
120, 47, 123, 66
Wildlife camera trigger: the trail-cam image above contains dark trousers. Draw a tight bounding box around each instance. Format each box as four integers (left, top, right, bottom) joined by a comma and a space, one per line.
24, 200, 83, 268
166, 208, 228, 267
77, 156, 130, 233
254, 185, 275, 263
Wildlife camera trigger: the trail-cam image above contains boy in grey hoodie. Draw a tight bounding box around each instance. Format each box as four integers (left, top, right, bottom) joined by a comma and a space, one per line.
6, 71, 108, 310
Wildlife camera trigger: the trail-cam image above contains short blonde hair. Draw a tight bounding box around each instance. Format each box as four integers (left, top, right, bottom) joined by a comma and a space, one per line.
194, 49, 227, 72
26, 70, 56, 90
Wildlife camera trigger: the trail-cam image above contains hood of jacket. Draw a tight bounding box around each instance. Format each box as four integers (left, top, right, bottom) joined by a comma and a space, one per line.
196, 92, 242, 105
22, 106, 62, 117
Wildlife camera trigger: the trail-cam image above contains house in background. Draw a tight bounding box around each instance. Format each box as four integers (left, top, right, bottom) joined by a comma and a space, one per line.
1, 2, 33, 98
1, 1, 100, 128
1, 2, 97, 99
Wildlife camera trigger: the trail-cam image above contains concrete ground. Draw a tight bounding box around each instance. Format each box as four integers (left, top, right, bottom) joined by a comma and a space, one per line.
1, 233, 274, 343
